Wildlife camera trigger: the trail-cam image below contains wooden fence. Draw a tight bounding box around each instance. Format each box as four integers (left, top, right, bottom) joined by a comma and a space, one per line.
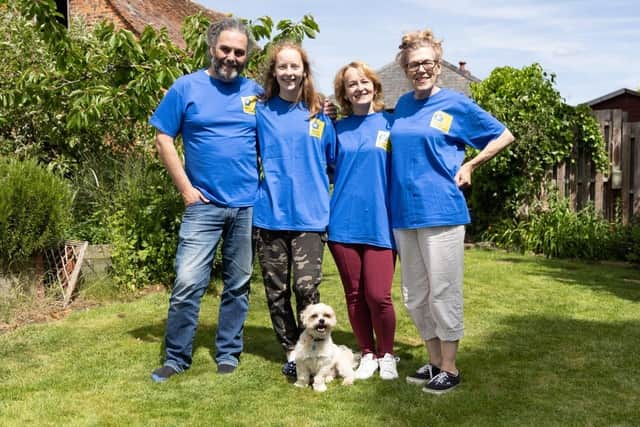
552, 109, 640, 224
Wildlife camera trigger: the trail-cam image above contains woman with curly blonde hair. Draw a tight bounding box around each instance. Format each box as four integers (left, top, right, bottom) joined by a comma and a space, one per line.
253, 41, 336, 378
390, 29, 515, 394
329, 61, 397, 381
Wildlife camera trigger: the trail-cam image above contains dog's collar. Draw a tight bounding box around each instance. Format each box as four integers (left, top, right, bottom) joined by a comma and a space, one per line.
313, 337, 326, 342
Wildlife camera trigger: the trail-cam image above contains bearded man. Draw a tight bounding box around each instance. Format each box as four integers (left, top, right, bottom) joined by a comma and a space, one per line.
149, 18, 262, 381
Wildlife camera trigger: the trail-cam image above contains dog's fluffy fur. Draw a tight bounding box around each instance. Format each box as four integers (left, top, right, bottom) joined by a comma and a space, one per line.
293, 303, 355, 392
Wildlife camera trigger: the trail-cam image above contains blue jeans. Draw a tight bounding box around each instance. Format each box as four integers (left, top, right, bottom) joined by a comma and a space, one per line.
163, 203, 253, 372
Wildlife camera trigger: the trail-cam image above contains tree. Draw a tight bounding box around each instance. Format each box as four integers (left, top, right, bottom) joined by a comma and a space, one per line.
468, 63, 607, 234
0, 0, 319, 174
0, 0, 321, 288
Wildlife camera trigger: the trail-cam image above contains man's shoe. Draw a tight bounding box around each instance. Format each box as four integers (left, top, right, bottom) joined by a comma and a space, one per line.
217, 363, 236, 375
378, 353, 398, 380
151, 365, 178, 383
422, 370, 461, 394
355, 353, 378, 380
282, 361, 297, 378
406, 363, 440, 385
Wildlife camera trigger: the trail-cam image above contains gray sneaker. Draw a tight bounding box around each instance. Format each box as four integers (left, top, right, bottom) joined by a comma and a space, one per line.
406, 363, 440, 385
151, 365, 178, 383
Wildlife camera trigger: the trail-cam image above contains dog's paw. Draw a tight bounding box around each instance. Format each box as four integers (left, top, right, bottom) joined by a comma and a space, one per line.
294, 380, 307, 388
342, 377, 354, 386
313, 383, 327, 392
325, 375, 334, 383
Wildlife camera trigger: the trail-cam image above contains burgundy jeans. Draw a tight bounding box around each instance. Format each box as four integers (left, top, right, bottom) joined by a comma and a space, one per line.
329, 242, 396, 356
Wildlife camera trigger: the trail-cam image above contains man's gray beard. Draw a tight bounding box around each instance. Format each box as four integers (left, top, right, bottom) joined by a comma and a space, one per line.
212, 58, 243, 82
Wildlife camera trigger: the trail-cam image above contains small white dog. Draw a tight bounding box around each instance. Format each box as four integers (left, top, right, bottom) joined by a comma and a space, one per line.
294, 303, 355, 392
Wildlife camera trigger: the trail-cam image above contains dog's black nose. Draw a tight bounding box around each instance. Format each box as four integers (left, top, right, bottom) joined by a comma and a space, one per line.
318, 318, 325, 324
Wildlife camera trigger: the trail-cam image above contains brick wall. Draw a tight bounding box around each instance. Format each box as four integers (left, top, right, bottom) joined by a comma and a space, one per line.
69, 0, 133, 32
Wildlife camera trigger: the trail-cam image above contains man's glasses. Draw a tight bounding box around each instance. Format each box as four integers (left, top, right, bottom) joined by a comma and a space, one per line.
406, 60, 438, 72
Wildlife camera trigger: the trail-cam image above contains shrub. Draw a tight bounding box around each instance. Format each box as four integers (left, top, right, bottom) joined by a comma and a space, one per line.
0, 158, 72, 268
70, 153, 235, 290
615, 217, 640, 264
488, 193, 615, 260
102, 155, 183, 290
69, 154, 121, 244
469, 64, 607, 236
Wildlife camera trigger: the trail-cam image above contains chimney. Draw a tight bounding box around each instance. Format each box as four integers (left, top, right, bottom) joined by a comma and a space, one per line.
458, 61, 471, 77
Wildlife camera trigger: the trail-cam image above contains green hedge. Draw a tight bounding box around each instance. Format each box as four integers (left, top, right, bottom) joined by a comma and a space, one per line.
0, 158, 72, 268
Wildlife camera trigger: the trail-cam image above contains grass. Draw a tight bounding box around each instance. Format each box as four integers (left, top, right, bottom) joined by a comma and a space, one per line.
1, 248, 639, 426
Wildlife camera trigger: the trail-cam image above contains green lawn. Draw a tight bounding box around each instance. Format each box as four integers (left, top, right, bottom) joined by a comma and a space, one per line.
1, 248, 639, 426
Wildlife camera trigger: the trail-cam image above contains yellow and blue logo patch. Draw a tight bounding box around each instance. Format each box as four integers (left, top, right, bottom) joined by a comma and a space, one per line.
375, 130, 391, 151
430, 110, 453, 134
241, 96, 257, 115
309, 118, 325, 138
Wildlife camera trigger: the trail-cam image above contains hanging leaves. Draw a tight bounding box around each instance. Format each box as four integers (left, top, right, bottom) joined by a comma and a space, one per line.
1, 0, 319, 173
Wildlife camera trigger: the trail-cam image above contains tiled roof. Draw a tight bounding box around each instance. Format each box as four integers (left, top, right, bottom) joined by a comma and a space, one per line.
376, 59, 480, 110
108, 0, 227, 48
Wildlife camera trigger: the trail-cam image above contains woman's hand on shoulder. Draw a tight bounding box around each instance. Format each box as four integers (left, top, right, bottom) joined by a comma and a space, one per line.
323, 99, 337, 121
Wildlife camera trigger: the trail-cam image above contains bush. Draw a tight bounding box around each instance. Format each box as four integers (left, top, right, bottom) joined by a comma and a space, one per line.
468, 64, 607, 236
99, 155, 183, 290
69, 154, 121, 244
488, 193, 615, 260
0, 158, 72, 268
614, 217, 640, 264
70, 153, 235, 290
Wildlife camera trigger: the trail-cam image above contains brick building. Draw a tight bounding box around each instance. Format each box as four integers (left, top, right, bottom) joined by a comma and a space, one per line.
376, 59, 480, 110
55, 0, 225, 48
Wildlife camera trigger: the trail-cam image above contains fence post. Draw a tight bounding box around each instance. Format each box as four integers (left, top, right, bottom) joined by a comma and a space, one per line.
622, 118, 631, 223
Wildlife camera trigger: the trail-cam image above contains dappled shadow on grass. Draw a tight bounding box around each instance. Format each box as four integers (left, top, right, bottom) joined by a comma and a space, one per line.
342, 314, 640, 425
458, 314, 640, 419
493, 256, 533, 264
492, 253, 640, 303
128, 320, 422, 372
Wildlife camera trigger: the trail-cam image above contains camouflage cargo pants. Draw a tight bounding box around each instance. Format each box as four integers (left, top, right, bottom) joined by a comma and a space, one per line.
255, 228, 325, 353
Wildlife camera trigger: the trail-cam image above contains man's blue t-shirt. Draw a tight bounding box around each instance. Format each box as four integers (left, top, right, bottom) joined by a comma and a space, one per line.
149, 69, 262, 207
253, 97, 336, 231
329, 112, 394, 249
390, 88, 506, 229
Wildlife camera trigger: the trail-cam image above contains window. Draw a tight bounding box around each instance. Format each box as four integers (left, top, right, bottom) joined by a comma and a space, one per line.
55, 0, 69, 28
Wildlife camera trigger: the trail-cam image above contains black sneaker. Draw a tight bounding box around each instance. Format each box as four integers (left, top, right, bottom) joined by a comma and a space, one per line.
217, 363, 236, 375
422, 371, 461, 394
151, 365, 178, 383
282, 361, 297, 378
406, 363, 440, 385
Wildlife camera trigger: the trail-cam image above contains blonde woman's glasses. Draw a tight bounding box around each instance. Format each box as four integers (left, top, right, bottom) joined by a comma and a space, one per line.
406, 60, 438, 72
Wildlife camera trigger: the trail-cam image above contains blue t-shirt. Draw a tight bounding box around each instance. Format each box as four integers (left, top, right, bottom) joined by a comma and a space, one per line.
253, 97, 337, 231
329, 112, 394, 249
390, 88, 506, 229
149, 70, 262, 207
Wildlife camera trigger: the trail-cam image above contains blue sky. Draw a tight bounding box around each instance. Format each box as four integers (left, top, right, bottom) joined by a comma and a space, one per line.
196, 0, 639, 105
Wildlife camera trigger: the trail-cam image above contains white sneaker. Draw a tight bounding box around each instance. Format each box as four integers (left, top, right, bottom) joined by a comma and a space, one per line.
355, 353, 378, 380
378, 353, 398, 380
